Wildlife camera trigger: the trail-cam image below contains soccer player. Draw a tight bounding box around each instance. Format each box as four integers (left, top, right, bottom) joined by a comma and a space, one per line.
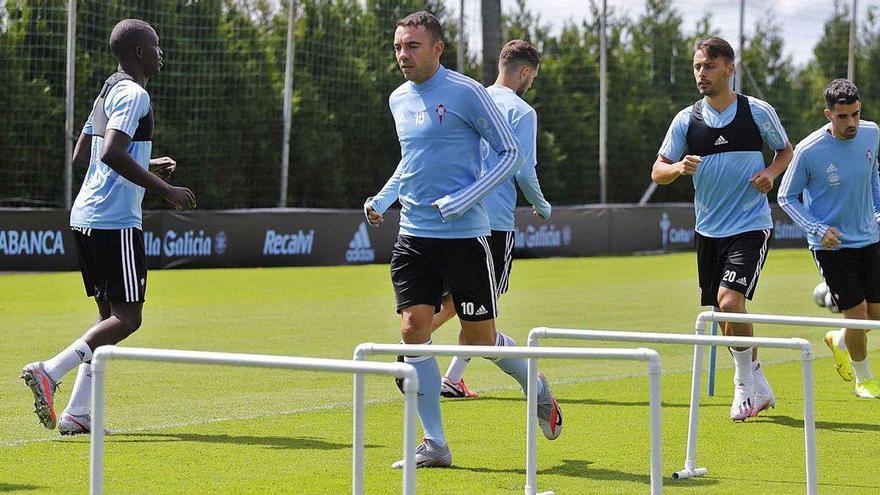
365, 12, 562, 468
20, 19, 196, 434
778, 79, 880, 398
366, 39, 552, 400
651, 37, 793, 421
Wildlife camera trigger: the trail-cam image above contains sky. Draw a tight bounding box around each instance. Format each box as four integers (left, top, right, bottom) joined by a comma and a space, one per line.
446, 0, 874, 67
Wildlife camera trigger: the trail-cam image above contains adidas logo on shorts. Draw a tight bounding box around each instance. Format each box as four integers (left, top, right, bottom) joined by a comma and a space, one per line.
475, 305, 488, 316
736, 277, 748, 285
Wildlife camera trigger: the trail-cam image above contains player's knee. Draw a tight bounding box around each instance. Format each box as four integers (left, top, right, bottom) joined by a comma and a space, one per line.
117, 314, 143, 335
717, 291, 745, 313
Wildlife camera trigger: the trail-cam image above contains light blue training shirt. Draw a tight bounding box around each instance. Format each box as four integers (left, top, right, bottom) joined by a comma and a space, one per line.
480, 84, 551, 231
778, 121, 880, 250
365, 65, 522, 239
70, 80, 152, 229
658, 95, 789, 237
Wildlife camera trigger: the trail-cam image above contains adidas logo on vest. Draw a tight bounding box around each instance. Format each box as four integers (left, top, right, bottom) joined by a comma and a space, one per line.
345, 222, 375, 263
714, 135, 729, 146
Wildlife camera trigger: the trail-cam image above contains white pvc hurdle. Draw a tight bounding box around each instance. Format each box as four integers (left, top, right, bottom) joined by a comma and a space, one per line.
90, 346, 419, 495
700, 310, 880, 396
353, 343, 663, 495
528, 328, 817, 495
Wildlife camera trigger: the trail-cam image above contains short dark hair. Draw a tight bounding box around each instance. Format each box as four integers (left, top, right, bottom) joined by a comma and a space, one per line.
396, 11, 443, 43
824, 78, 860, 109
109, 19, 156, 59
499, 39, 541, 69
694, 37, 734, 63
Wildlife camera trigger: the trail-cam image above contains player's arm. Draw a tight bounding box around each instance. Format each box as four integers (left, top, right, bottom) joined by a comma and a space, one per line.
71, 133, 92, 169
749, 99, 793, 193
872, 165, 880, 226
777, 147, 837, 247
364, 160, 403, 227
100, 87, 194, 209
432, 85, 522, 221
513, 110, 551, 219
651, 110, 699, 185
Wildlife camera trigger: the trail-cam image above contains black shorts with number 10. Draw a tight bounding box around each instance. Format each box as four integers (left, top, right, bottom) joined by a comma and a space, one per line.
391, 235, 498, 321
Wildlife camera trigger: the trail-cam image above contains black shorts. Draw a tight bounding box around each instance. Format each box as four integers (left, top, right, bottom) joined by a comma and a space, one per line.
696, 229, 770, 307
391, 235, 497, 321
813, 242, 880, 311
72, 227, 147, 303
490, 230, 515, 295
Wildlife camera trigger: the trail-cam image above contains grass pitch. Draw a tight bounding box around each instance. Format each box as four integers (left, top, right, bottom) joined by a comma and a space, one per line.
2, 249, 879, 494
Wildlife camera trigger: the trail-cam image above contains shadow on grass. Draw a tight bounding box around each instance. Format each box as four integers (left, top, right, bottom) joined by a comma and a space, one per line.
107, 432, 382, 450
474, 396, 725, 409
758, 414, 880, 433
712, 474, 880, 491
0, 484, 44, 493
451, 459, 719, 486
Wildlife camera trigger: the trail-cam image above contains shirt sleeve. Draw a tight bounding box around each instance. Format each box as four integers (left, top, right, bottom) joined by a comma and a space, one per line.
657, 109, 689, 161
778, 145, 829, 238
82, 107, 94, 134
365, 160, 402, 215
432, 84, 523, 221
105, 82, 151, 138
513, 109, 551, 219
749, 98, 789, 150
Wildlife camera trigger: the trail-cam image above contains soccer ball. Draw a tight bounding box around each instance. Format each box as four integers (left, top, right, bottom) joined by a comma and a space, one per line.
812, 282, 828, 307
824, 291, 841, 313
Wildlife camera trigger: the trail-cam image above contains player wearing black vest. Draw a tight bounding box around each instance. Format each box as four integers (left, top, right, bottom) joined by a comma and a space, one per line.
20, 19, 195, 436
652, 38, 793, 422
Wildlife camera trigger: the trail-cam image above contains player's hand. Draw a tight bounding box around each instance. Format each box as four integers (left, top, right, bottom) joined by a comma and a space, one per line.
678, 155, 701, 176
821, 227, 842, 249
149, 156, 176, 180
164, 186, 196, 211
750, 168, 777, 194
365, 205, 383, 227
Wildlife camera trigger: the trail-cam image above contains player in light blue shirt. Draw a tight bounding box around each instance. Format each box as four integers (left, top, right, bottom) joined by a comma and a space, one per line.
652, 38, 793, 421
365, 13, 562, 468
778, 79, 880, 398
21, 19, 195, 435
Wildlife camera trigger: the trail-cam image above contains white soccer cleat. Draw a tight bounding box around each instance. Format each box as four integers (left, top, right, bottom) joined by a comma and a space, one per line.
440, 377, 478, 398
391, 438, 452, 469
58, 412, 92, 436
536, 374, 562, 440
752, 363, 776, 417
730, 381, 756, 421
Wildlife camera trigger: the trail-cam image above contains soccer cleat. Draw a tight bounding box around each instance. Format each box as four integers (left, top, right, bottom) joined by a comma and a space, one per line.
440, 377, 478, 398
854, 379, 880, 399
730, 382, 755, 422
536, 374, 562, 440
752, 363, 776, 417
824, 329, 854, 382
20, 362, 59, 430
391, 438, 452, 469
58, 412, 91, 436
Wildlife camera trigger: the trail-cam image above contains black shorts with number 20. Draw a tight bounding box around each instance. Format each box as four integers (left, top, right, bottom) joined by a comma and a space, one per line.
696, 229, 771, 307
72, 227, 147, 303
814, 242, 880, 311
391, 235, 497, 321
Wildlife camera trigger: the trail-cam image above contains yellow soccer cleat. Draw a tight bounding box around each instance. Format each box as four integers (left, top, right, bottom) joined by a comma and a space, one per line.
854, 379, 880, 399
824, 330, 854, 382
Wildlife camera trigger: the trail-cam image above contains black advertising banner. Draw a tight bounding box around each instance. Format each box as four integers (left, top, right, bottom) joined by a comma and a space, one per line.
0, 204, 811, 271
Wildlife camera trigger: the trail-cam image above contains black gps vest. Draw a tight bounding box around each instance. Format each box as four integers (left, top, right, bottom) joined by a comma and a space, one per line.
88, 72, 154, 142
685, 93, 762, 157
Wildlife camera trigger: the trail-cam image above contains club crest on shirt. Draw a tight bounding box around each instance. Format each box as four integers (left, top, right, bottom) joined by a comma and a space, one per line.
435, 104, 446, 124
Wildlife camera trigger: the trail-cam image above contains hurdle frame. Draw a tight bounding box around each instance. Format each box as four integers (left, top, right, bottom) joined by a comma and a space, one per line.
90, 346, 419, 495
700, 310, 880, 396
528, 328, 817, 495
353, 343, 663, 495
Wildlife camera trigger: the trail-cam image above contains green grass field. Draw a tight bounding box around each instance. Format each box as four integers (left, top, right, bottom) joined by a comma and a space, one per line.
2, 249, 879, 494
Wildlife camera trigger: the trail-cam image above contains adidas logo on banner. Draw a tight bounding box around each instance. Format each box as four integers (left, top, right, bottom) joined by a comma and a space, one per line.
826, 163, 838, 173
736, 277, 748, 285
714, 135, 728, 146
475, 305, 488, 316
345, 222, 375, 263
